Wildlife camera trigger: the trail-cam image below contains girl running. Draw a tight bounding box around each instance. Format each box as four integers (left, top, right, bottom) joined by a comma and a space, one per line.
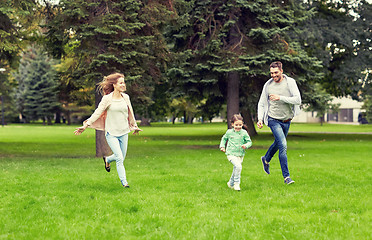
220, 114, 252, 191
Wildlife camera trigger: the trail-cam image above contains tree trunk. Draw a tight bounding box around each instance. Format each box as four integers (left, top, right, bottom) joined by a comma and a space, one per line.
95, 90, 111, 157
140, 107, 151, 126
188, 116, 193, 124
141, 117, 151, 126
47, 117, 52, 125
66, 110, 71, 125
226, 72, 240, 129
241, 108, 257, 137
96, 130, 111, 157
55, 110, 61, 124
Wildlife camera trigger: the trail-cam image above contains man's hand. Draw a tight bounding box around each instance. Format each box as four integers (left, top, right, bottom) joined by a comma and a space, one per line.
269, 94, 280, 101
257, 120, 263, 129
220, 147, 226, 153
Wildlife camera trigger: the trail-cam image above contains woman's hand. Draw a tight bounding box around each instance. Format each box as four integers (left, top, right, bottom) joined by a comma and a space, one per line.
74, 125, 88, 135
220, 147, 226, 152
132, 127, 143, 135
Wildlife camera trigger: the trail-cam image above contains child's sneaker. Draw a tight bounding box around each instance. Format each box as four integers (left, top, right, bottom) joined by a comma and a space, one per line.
233, 183, 240, 191
227, 181, 234, 189
284, 177, 295, 185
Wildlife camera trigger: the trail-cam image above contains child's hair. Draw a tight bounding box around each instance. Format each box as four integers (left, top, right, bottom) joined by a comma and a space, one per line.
97, 73, 125, 95
230, 114, 244, 123
230, 114, 249, 132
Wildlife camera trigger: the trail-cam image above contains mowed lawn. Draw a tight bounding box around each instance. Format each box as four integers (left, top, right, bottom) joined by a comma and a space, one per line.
0, 123, 371, 240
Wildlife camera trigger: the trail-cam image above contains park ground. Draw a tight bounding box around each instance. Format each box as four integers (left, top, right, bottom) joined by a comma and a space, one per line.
0, 123, 371, 240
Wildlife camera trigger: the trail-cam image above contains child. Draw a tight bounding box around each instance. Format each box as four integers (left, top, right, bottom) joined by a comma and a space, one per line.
220, 114, 252, 191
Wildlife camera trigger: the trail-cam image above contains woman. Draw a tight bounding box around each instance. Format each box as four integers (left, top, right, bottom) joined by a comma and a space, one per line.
74, 73, 142, 188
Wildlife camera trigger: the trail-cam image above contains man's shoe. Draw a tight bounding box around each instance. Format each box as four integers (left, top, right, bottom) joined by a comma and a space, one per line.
284, 177, 295, 185
227, 181, 234, 189
233, 183, 240, 191
261, 156, 270, 174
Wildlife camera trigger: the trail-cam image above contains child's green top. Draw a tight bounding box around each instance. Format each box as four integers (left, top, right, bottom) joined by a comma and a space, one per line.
219, 129, 252, 156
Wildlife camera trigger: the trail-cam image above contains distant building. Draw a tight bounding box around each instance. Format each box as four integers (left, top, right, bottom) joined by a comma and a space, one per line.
293, 97, 364, 124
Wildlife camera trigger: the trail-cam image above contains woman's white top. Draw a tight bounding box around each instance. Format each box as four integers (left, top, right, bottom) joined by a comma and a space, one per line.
105, 98, 129, 136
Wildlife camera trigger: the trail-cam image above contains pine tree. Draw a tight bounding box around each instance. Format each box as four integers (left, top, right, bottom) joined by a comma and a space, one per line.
166, 0, 322, 134
44, 0, 172, 156
22, 46, 59, 125
14, 47, 37, 123
1, 1, 46, 124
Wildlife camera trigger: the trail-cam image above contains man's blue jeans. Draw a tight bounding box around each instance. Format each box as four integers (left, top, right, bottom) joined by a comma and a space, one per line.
264, 117, 291, 178
105, 132, 129, 186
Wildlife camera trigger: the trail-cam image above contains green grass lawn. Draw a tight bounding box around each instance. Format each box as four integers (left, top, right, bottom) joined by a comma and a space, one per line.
0, 123, 371, 240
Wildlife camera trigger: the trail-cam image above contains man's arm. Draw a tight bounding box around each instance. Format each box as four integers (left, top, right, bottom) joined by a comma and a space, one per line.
280, 78, 301, 105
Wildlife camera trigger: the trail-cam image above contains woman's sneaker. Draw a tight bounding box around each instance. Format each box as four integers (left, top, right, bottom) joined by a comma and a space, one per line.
284, 177, 295, 185
227, 182, 234, 189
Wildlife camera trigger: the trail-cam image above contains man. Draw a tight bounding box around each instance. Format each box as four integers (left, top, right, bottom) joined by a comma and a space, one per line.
257, 61, 301, 185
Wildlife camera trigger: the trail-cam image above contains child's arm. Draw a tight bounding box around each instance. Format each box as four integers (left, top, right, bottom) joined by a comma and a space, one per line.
219, 131, 229, 152
241, 133, 252, 149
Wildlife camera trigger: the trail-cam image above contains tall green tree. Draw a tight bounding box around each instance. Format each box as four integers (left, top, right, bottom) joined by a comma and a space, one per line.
166, 0, 322, 135
44, 0, 172, 156
0, 0, 43, 71
21, 46, 59, 125
13, 47, 36, 123
300, 0, 371, 99
0, 0, 43, 124
356, 1, 372, 104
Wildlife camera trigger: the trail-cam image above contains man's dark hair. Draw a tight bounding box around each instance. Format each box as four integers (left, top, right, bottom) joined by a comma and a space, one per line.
270, 61, 283, 70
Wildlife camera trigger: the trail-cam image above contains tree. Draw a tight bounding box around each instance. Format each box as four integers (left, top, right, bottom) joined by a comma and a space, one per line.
1, 1, 46, 124
361, 70, 372, 122
13, 48, 36, 123
0, 0, 44, 74
170, 97, 199, 124
300, 0, 371, 100
166, 0, 323, 136
44, 0, 172, 156
302, 83, 340, 125
20, 46, 59, 125
362, 95, 372, 123
199, 96, 225, 123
